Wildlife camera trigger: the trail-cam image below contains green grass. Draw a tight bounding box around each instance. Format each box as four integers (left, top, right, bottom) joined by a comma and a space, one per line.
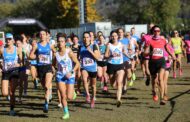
0, 64, 190, 122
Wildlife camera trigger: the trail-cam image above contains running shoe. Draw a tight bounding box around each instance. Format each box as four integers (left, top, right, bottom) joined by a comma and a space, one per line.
122, 89, 127, 95
129, 80, 134, 87
132, 73, 136, 81
49, 94, 52, 102
90, 98, 95, 108
62, 113, 70, 120
103, 86, 108, 92
23, 92, 27, 97
43, 103, 48, 113
73, 91, 77, 100
86, 95, 90, 103
34, 79, 38, 89
160, 100, 166, 105
153, 95, 159, 102
9, 110, 15, 116
58, 103, 63, 108
163, 96, 168, 101
76, 89, 81, 95
7, 96, 10, 101
145, 78, 150, 86
16, 98, 22, 104
173, 72, 176, 79
116, 100, 122, 108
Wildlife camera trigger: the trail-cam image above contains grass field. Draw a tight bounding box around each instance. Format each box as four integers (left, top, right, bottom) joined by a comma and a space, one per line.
0, 62, 190, 122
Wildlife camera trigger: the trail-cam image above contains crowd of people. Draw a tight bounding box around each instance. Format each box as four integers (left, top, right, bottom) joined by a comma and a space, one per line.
0, 24, 190, 119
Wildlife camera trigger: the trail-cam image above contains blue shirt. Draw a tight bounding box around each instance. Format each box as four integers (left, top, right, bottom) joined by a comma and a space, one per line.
132, 35, 140, 42
37, 43, 51, 65
80, 44, 97, 72
119, 38, 130, 62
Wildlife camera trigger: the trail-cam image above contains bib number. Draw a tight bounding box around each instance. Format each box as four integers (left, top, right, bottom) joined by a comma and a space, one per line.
174, 45, 179, 50
83, 58, 94, 66
39, 54, 50, 64
152, 48, 163, 57
60, 65, 68, 74
5, 62, 16, 71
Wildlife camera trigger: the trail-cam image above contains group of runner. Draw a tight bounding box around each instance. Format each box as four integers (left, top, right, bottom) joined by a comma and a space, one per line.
0, 25, 189, 119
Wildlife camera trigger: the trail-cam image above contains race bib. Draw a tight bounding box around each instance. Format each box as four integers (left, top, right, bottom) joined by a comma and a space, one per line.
60, 65, 68, 74
83, 58, 94, 66
153, 48, 164, 57
174, 45, 179, 50
112, 52, 122, 59
4, 62, 16, 71
39, 54, 50, 64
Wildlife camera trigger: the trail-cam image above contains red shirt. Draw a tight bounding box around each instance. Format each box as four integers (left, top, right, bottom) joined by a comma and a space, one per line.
145, 36, 166, 60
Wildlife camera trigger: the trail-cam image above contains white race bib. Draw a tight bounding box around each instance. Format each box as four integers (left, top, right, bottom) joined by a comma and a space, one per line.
153, 48, 164, 57
60, 65, 68, 74
39, 54, 50, 64
4, 62, 16, 71
174, 45, 179, 50
83, 58, 94, 66
112, 52, 122, 59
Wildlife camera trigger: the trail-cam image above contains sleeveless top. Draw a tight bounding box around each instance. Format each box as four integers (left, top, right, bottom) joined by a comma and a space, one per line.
56, 49, 73, 77
108, 42, 123, 64
3, 46, 18, 72
171, 37, 182, 54
80, 44, 97, 72
36, 42, 51, 65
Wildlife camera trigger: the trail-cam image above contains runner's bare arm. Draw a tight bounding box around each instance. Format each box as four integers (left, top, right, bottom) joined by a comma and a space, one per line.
0, 46, 3, 56
165, 44, 176, 60
69, 50, 80, 72
51, 45, 56, 54
52, 54, 57, 70
143, 45, 150, 56
30, 45, 37, 59
17, 47, 23, 67
122, 45, 129, 57
104, 44, 110, 58
87, 46, 100, 60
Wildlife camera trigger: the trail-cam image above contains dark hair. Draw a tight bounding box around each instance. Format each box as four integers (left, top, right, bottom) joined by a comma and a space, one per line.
72, 35, 79, 40
57, 33, 66, 41
98, 35, 105, 39
109, 30, 118, 43
83, 31, 90, 38
40, 29, 48, 34
14, 35, 23, 42
150, 25, 160, 34
131, 27, 135, 30
117, 28, 125, 33
110, 30, 118, 36
97, 31, 103, 35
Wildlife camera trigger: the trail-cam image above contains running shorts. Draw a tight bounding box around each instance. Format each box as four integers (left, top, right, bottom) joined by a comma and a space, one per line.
97, 61, 107, 67
81, 69, 97, 78
123, 61, 132, 69
149, 57, 166, 76
56, 76, 75, 84
107, 63, 124, 75
37, 65, 52, 80
2, 69, 19, 80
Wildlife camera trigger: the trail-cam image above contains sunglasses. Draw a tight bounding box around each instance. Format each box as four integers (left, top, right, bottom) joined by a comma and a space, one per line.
154, 30, 160, 32
5, 38, 12, 42
174, 32, 178, 34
